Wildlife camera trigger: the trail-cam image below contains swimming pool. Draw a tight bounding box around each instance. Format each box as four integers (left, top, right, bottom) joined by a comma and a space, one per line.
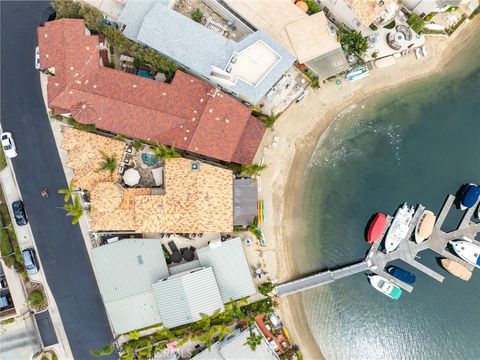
141, 153, 158, 166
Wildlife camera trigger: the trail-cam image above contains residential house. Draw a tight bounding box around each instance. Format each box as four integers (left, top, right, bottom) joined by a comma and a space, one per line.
38, 19, 265, 164
92, 237, 256, 334
402, 0, 466, 17
224, 0, 349, 79
118, 0, 295, 105
192, 325, 280, 360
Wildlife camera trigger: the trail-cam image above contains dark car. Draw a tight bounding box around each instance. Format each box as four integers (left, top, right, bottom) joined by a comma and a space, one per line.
39, 5, 56, 26
22, 249, 39, 276
12, 200, 28, 226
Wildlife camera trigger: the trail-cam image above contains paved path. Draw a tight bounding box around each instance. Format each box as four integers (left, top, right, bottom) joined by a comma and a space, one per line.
0, 2, 113, 359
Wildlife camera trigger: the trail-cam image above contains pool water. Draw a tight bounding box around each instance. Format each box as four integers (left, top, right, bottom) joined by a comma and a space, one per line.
141, 153, 158, 166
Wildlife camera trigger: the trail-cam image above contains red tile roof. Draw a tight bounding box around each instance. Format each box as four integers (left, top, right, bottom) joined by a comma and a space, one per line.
38, 19, 265, 164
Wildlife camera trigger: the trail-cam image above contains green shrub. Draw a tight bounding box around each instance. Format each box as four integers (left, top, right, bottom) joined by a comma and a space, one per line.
0, 229, 14, 267
383, 20, 396, 29
305, 0, 321, 15
28, 290, 45, 307
1, 318, 15, 325
258, 281, 277, 296
407, 13, 425, 33
132, 139, 144, 151
191, 8, 203, 23
90, 343, 114, 357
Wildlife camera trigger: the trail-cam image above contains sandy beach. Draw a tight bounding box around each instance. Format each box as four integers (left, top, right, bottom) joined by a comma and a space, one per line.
256, 16, 480, 360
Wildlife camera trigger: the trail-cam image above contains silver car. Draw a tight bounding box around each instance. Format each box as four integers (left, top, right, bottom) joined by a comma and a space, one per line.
22, 249, 39, 275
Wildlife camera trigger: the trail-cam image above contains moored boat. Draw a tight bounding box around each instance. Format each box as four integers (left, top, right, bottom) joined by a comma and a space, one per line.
387, 266, 416, 285
460, 183, 480, 210
414, 210, 436, 243
450, 240, 480, 269
384, 203, 415, 253
368, 275, 402, 300
440, 258, 472, 281
367, 213, 387, 244
346, 65, 369, 81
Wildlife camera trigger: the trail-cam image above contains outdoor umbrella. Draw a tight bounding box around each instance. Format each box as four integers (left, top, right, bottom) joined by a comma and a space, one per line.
123, 168, 141, 186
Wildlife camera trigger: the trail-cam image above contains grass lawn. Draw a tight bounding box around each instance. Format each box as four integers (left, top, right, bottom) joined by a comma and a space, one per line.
0, 148, 6, 171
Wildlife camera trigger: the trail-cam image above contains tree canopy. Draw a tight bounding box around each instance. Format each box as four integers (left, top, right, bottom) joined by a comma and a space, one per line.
338, 27, 369, 57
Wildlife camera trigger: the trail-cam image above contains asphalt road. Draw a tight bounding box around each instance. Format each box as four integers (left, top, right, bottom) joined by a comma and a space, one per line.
1, 2, 114, 359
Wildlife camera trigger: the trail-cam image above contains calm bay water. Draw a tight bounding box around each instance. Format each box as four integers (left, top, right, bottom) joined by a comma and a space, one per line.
296, 40, 480, 360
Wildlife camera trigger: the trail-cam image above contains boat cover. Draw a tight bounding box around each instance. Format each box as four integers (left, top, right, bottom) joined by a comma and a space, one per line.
461, 184, 480, 208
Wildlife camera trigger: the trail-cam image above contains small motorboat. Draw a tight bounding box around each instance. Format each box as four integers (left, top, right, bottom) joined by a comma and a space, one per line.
440, 259, 472, 281
384, 203, 415, 253
367, 213, 388, 244
460, 183, 480, 210
414, 210, 436, 243
450, 240, 480, 269
368, 275, 402, 300
387, 265, 416, 285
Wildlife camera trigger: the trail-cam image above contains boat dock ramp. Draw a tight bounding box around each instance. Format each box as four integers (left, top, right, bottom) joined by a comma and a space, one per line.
277, 194, 480, 297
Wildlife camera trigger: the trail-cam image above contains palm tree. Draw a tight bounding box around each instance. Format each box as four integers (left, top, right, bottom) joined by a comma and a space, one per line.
263, 113, 279, 129
63, 196, 84, 225
244, 329, 263, 351
58, 180, 76, 203
98, 150, 117, 175
212, 324, 232, 341
151, 144, 181, 160
241, 163, 267, 178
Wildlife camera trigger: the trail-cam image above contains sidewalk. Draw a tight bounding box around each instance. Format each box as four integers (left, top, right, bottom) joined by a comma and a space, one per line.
0, 161, 73, 360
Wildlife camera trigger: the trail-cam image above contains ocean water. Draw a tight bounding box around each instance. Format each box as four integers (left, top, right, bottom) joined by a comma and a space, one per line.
296, 40, 480, 360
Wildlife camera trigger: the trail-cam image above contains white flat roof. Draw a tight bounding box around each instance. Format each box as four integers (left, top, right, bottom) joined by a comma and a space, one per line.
228, 41, 281, 87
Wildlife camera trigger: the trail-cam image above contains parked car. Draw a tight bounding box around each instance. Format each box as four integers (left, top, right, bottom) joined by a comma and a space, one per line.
35, 46, 41, 70
22, 249, 39, 276
12, 200, 28, 226
1, 132, 17, 158
0, 294, 12, 310
39, 5, 56, 26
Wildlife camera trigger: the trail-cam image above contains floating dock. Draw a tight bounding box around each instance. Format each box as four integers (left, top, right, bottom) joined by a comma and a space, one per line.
277, 193, 480, 297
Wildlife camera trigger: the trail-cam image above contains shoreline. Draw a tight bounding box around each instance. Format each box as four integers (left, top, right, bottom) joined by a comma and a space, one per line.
257, 17, 480, 360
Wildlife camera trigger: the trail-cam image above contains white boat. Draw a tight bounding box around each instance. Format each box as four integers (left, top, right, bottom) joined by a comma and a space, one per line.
345, 66, 369, 81
450, 240, 480, 269
384, 203, 415, 253
414, 210, 436, 243
368, 275, 402, 300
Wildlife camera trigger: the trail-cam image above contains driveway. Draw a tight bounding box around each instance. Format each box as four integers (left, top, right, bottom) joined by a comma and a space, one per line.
0, 315, 41, 360
0, 2, 114, 359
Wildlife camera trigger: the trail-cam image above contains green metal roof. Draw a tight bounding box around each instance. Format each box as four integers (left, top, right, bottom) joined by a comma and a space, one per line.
197, 238, 256, 303
152, 267, 224, 328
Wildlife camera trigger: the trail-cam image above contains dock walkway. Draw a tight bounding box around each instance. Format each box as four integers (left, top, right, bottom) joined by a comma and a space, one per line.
277, 193, 480, 297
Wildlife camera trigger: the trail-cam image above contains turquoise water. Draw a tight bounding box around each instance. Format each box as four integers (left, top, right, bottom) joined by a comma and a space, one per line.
296, 40, 480, 359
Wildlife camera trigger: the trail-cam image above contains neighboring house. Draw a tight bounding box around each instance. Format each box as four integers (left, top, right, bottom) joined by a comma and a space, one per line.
118, 0, 295, 105
402, 0, 464, 17
343, 0, 399, 28
224, 0, 349, 79
192, 325, 280, 360
92, 237, 256, 334
38, 19, 265, 164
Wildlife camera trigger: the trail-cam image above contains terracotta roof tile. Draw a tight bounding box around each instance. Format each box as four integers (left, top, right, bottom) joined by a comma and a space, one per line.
38, 19, 265, 164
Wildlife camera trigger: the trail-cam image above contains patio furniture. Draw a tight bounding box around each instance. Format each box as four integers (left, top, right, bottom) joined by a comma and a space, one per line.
179, 247, 188, 254
183, 248, 195, 262
118, 165, 125, 174
126, 145, 133, 154
123, 168, 141, 186
168, 240, 179, 253
171, 251, 182, 263
152, 167, 164, 187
